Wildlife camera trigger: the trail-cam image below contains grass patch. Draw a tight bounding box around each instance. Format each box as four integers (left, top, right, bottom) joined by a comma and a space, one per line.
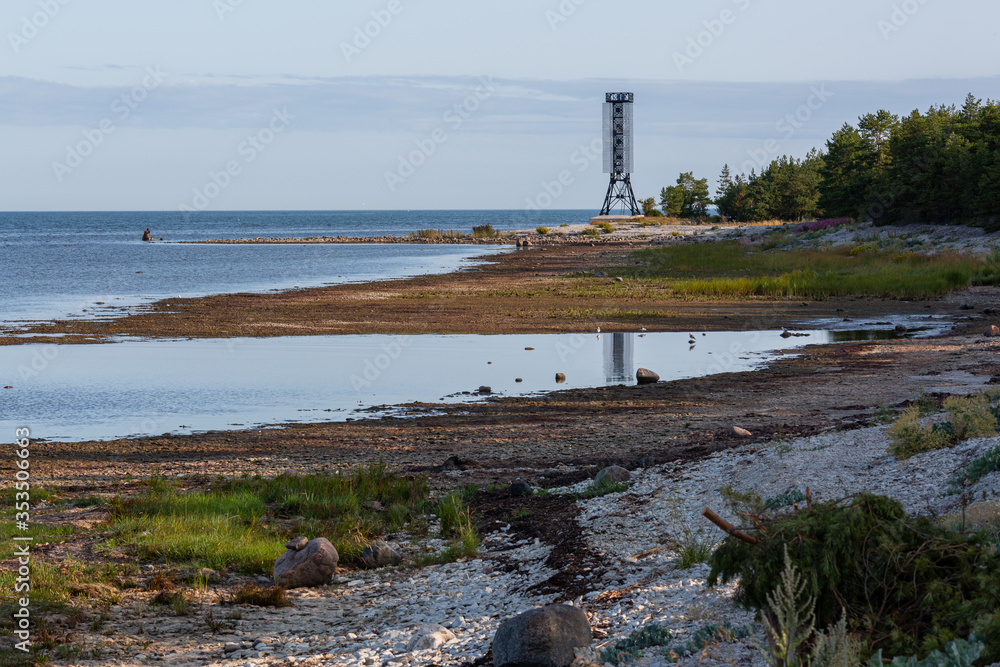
407, 229, 465, 239
471, 224, 497, 238
106, 461, 431, 573
417, 493, 480, 565
888, 391, 1000, 459
575, 476, 630, 499
611, 241, 1000, 299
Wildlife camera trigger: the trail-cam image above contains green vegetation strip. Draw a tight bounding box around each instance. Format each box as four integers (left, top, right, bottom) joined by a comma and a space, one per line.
104, 461, 470, 573
611, 241, 1000, 299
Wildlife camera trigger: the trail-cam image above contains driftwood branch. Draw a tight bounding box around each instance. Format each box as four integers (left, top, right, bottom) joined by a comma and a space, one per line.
702, 507, 761, 545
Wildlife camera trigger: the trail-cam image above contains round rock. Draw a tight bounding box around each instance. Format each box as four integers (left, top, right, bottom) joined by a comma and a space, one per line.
360, 540, 401, 569
635, 368, 660, 384
510, 481, 532, 497
273, 537, 338, 589
492, 604, 592, 667
594, 465, 631, 486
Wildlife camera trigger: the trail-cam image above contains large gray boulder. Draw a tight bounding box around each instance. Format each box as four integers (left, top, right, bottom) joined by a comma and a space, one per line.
492, 605, 592, 667
273, 537, 338, 589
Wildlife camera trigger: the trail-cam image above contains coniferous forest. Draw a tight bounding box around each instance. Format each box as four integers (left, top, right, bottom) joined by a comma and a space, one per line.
699, 94, 1000, 227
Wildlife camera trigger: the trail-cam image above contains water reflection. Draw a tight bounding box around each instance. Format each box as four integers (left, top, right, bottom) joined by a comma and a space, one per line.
603, 333, 634, 383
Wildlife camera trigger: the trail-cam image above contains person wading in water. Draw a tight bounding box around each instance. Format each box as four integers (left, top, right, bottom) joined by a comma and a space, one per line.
142, 228, 152, 241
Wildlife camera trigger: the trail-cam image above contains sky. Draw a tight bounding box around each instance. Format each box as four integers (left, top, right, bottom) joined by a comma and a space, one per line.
1, 0, 999, 212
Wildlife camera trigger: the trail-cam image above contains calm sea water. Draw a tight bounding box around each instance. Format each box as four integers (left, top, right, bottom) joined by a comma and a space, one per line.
0, 210, 593, 325
0, 326, 941, 442
0, 319, 949, 442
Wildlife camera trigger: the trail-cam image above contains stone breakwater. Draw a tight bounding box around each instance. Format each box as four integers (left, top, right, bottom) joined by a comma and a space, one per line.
76, 422, 1000, 667
178, 235, 639, 246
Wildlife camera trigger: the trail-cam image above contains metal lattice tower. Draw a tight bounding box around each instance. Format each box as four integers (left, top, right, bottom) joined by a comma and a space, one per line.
600, 92, 640, 216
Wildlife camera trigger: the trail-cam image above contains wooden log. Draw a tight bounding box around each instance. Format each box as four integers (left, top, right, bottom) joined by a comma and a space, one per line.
702, 507, 760, 545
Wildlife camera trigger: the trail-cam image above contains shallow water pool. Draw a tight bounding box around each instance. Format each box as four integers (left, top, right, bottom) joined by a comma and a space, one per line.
0, 316, 948, 442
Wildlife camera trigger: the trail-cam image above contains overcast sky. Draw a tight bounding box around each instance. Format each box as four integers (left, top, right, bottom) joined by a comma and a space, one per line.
2, 0, 998, 212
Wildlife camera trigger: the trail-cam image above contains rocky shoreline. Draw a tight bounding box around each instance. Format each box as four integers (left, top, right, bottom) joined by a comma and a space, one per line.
40, 409, 1000, 667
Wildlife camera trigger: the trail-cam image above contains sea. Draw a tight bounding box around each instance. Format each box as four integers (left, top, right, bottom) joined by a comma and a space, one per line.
0, 210, 592, 325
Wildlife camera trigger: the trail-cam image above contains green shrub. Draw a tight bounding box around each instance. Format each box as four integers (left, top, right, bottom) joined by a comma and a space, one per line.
948, 445, 1000, 492
581, 228, 600, 237
887, 405, 952, 458
536, 226, 549, 235
889, 393, 1000, 460
597, 222, 615, 234
942, 394, 999, 441
408, 229, 465, 239
472, 224, 497, 238
601, 624, 673, 665
708, 494, 1000, 662
868, 635, 983, 667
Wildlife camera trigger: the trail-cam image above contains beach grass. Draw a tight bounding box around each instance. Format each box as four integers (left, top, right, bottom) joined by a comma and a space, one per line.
407, 229, 466, 239
607, 242, 1000, 299
105, 460, 434, 573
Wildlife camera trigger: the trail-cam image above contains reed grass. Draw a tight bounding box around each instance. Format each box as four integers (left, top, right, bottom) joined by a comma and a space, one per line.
613, 242, 1000, 299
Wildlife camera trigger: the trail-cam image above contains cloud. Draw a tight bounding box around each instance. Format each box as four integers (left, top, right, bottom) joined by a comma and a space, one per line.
1, 73, 996, 143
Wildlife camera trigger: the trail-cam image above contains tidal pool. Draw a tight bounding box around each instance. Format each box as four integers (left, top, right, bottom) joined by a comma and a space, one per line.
0, 316, 949, 441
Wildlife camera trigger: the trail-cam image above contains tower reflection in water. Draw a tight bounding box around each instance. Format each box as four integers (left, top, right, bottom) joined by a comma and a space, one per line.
602, 332, 635, 383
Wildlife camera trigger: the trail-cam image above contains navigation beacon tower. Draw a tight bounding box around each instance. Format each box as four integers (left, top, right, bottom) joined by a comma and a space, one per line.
600, 92, 640, 216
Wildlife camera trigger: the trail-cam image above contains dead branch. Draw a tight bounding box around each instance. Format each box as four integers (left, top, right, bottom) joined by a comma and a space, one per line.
702, 507, 761, 545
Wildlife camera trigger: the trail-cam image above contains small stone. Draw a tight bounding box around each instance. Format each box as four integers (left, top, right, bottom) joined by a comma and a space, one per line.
986, 325, 1000, 337
510, 481, 532, 497
555, 373, 566, 383
894, 324, 907, 333
286, 536, 309, 551
478, 386, 492, 395
635, 368, 659, 384
406, 624, 455, 652
733, 426, 752, 437
360, 540, 402, 569
630, 456, 655, 469
594, 466, 631, 486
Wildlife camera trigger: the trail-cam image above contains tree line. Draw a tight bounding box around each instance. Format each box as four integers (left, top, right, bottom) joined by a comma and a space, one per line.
655, 94, 1000, 226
